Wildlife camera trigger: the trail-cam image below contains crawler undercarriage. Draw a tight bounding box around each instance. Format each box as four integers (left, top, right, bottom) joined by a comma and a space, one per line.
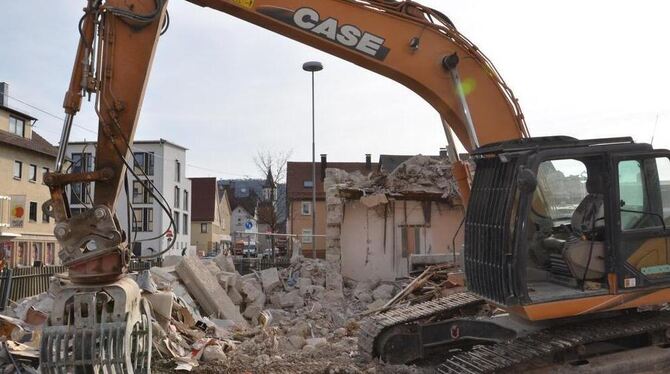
359, 292, 670, 373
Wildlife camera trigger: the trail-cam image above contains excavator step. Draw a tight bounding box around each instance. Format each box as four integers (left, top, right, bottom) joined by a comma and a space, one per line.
358, 292, 486, 362
437, 311, 670, 374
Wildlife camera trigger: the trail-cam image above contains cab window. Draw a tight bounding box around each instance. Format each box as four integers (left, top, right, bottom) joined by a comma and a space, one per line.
618, 157, 670, 230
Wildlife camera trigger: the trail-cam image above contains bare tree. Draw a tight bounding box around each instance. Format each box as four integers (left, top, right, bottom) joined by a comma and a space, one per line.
254, 150, 292, 257
254, 150, 292, 184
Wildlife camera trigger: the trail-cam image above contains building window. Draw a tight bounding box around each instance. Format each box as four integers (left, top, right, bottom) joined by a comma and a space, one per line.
71, 183, 91, 205
9, 116, 25, 137
183, 190, 188, 210
301, 229, 313, 244
174, 211, 180, 234
42, 167, 49, 184
132, 181, 154, 204
301, 201, 312, 216
132, 208, 154, 232
29, 164, 37, 182
45, 243, 55, 265
175, 160, 181, 182
29, 202, 37, 222
32, 242, 43, 265
303, 180, 313, 188
134, 152, 154, 176
71, 152, 93, 173
201, 223, 208, 233
183, 214, 188, 235
174, 186, 180, 208
13, 161, 22, 179
17, 242, 28, 266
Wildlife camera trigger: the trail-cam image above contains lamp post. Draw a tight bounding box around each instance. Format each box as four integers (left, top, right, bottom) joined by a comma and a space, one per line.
303, 61, 323, 259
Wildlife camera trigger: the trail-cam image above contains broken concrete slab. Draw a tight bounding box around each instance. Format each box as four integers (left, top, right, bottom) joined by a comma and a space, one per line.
162, 255, 183, 267
150, 266, 177, 290
372, 284, 395, 301
305, 337, 328, 348
175, 256, 247, 327
202, 344, 227, 362
214, 253, 236, 273
287, 335, 306, 350
216, 272, 239, 290
204, 261, 222, 276
297, 277, 313, 289
299, 285, 325, 299
227, 287, 243, 305
242, 293, 266, 321
273, 290, 304, 309
260, 268, 281, 293
325, 271, 343, 292
146, 291, 174, 320
240, 279, 263, 302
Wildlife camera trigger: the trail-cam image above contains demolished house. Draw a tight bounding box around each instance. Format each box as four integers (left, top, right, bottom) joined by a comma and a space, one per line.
325, 155, 465, 282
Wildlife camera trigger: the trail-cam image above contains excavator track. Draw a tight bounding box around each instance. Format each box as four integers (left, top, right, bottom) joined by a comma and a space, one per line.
437, 310, 670, 374
358, 292, 486, 361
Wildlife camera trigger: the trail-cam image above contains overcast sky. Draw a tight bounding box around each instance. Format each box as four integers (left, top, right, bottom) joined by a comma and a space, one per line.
1, 1, 669, 180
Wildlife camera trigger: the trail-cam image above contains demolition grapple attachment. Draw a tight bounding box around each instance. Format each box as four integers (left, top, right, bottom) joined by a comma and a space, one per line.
40, 278, 152, 373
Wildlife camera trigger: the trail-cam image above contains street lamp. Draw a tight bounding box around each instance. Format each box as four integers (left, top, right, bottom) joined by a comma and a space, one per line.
303, 61, 323, 259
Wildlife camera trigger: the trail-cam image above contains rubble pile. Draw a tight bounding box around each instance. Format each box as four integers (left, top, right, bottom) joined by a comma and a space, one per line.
0, 254, 442, 373
385, 155, 458, 197
327, 155, 458, 200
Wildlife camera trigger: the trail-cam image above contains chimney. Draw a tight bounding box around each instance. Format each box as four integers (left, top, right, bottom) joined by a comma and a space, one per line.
439, 147, 448, 158
320, 154, 327, 181
0, 82, 8, 107
365, 154, 372, 170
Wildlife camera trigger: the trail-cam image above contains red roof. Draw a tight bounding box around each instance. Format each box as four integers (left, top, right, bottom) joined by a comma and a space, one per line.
190, 177, 217, 222
287, 161, 377, 200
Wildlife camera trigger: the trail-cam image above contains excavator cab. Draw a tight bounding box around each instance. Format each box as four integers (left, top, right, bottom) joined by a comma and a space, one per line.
465, 136, 670, 320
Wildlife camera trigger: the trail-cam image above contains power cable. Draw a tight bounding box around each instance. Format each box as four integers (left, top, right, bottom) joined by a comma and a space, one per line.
5, 93, 252, 178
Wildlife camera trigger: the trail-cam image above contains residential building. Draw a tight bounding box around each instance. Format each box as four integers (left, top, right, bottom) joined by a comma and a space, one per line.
286, 154, 377, 258
190, 177, 231, 256
0, 82, 60, 267
66, 139, 192, 257
324, 155, 464, 281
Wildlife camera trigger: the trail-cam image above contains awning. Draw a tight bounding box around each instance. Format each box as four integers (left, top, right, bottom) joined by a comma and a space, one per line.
220, 235, 232, 242
0, 232, 21, 241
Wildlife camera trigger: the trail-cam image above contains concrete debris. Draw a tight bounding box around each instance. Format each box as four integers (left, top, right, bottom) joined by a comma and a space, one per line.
176, 256, 248, 326
372, 284, 396, 301
0, 255, 432, 374
240, 279, 263, 302
201, 344, 227, 362
214, 253, 236, 273
327, 155, 458, 200
260, 267, 281, 293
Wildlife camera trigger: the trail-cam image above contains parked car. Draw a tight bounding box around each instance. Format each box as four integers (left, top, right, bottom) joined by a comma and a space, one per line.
242, 244, 258, 257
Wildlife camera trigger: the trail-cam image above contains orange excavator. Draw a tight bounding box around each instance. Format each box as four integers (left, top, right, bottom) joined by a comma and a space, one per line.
40, 1, 670, 372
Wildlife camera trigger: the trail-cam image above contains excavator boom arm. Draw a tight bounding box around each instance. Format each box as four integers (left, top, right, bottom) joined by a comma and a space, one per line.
41, 1, 530, 370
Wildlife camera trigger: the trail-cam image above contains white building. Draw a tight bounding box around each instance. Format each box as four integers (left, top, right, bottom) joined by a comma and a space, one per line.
66, 139, 192, 257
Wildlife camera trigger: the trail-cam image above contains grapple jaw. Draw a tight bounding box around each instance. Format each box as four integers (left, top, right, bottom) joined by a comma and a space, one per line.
40, 278, 152, 373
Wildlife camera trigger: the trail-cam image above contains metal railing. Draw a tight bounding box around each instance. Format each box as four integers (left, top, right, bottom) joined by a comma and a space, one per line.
233, 256, 292, 275
0, 266, 67, 311
0, 258, 163, 311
